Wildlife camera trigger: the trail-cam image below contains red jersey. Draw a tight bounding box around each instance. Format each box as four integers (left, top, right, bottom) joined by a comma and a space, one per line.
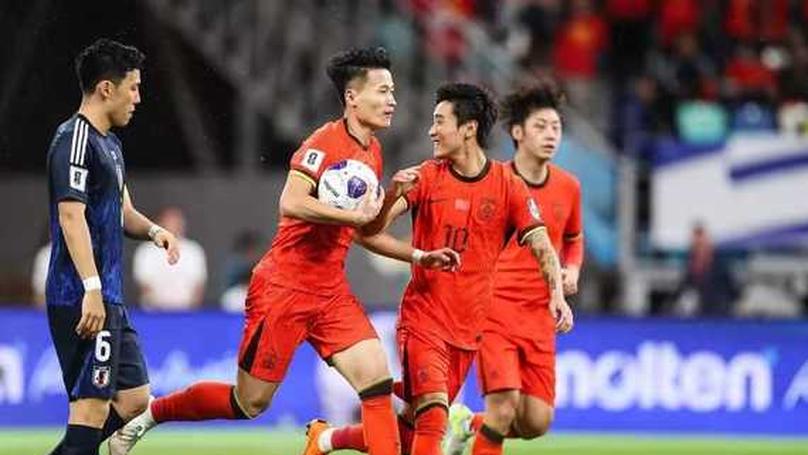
254, 119, 383, 296
488, 162, 583, 338
400, 159, 545, 349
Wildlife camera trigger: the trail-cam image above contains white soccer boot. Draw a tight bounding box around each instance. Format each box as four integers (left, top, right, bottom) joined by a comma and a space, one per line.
443, 403, 474, 455
108, 395, 157, 455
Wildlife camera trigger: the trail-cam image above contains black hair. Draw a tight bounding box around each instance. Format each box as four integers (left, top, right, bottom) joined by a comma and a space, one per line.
75, 38, 145, 94
326, 46, 391, 106
500, 78, 565, 131
435, 82, 498, 148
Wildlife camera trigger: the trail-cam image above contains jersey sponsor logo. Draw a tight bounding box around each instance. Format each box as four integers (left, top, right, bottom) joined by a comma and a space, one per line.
68, 166, 89, 192
92, 366, 111, 389
301, 149, 325, 173
527, 197, 542, 221
477, 197, 497, 222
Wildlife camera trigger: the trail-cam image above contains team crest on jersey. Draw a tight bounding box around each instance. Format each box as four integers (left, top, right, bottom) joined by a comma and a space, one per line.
302, 149, 325, 173
527, 197, 542, 221
92, 366, 111, 389
477, 197, 497, 222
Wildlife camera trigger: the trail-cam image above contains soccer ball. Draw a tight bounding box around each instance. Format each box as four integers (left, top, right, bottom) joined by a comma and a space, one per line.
318, 159, 379, 210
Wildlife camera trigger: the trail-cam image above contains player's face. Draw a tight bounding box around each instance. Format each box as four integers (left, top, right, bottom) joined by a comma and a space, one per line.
350, 69, 396, 130
429, 101, 469, 159
516, 108, 561, 161
107, 69, 141, 128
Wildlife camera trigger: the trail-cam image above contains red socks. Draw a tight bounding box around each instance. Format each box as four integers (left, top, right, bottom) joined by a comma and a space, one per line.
331, 414, 414, 454
410, 404, 447, 455
358, 380, 400, 455
151, 381, 248, 423
331, 425, 366, 451
471, 423, 505, 455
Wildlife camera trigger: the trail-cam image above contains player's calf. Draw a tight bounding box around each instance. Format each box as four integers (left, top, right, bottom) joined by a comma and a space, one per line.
512, 395, 554, 439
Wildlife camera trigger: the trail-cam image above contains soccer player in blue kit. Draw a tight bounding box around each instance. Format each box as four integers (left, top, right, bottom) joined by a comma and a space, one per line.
44, 38, 179, 455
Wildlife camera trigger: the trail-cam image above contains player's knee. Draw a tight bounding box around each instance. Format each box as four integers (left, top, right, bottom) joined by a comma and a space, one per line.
485, 393, 519, 434
118, 394, 150, 420
487, 400, 517, 432
233, 388, 272, 418
516, 407, 554, 439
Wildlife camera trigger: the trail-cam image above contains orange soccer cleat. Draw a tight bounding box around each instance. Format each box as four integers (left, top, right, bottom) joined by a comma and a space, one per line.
301, 419, 332, 455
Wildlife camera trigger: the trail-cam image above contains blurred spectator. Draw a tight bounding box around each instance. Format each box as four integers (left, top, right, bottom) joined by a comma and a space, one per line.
650, 32, 717, 101
657, 0, 701, 48
30, 242, 50, 308
552, 0, 609, 129
606, 0, 652, 79
616, 74, 673, 154
724, 0, 789, 44
512, 0, 563, 67
671, 223, 738, 317
723, 44, 778, 103
218, 230, 264, 313
133, 206, 207, 311
779, 30, 808, 102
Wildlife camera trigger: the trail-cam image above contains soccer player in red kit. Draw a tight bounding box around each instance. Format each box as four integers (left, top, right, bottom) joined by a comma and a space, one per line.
444, 80, 583, 455
111, 47, 456, 455
304, 83, 573, 455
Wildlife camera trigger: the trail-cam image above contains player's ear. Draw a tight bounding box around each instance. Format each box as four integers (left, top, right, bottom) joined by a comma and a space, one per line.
345, 88, 357, 108
97, 80, 115, 99
511, 124, 524, 142
465, 120, 478, 141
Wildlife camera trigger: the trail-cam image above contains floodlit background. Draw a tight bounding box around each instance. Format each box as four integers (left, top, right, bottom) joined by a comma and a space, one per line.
0, 0, 807, 453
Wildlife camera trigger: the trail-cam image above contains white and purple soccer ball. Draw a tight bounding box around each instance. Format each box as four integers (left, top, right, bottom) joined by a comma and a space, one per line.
317, 159, 379, 210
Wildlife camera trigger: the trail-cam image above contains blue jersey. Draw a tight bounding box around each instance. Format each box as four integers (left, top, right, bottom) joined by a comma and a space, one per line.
46, 114, 126, 307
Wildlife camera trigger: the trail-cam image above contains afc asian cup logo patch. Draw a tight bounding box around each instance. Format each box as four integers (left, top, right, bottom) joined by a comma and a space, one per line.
527, 197, 542, 222
92, 366, 111, 389
477, 197, 497, 222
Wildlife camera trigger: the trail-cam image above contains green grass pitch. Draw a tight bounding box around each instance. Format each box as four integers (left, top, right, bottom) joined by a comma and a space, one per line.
1, 428, 806, 455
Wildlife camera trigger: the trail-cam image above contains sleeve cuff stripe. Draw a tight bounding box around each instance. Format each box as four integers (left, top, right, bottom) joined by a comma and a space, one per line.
518, 224, 546, 244
290, 169, 317, 188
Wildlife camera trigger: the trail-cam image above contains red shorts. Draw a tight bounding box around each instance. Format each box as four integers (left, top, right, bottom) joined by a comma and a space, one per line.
397, 327, 476, 403
477, 328, 556, 406
238, 272, 378, 382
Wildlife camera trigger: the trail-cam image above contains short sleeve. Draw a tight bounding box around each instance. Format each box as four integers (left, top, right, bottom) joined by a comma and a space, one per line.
289, 145, 330, 188
506, 173, 545, 244
49, 123, 93, 204
565, 182, 583, 240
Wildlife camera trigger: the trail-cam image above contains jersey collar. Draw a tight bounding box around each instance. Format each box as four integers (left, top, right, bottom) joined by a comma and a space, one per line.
449, 157, 491, 183
510, 161, 550, 188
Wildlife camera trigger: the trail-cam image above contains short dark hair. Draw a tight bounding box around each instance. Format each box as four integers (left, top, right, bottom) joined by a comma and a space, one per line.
326, 47, 392, 106
500, 78, 565, 131
435, 82, 498, 148
75, 39, 145, 94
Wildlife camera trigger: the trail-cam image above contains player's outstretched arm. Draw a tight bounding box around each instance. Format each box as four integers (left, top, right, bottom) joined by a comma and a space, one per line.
58, 201, 105, 338
525, 229, 574, 333
122, 186, 179, 265
280, 172, 382, 227
360, 165, 420, 236
356, 231, 461, 270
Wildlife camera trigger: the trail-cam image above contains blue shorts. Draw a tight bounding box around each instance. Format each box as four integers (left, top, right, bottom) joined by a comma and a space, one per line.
47, 302, 149, 401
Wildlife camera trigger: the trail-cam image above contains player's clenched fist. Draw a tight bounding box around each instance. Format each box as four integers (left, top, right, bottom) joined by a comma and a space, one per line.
390, 164, 421, 198
417, 247, 461, 271
353, 185, 385, 226
550, 296, 574, 334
